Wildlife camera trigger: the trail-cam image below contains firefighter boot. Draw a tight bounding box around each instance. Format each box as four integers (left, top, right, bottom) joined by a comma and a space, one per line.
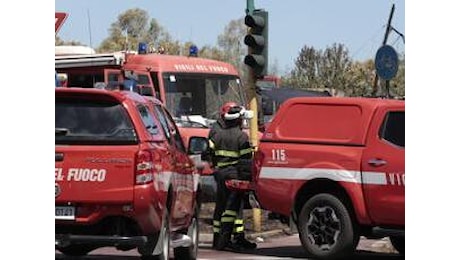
215, 231, 232, 251
233, 233, 257, 249
212, 233, 219, 249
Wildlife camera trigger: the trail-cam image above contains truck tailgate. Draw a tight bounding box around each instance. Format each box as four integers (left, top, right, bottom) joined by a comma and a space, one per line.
55, 145, 138, 203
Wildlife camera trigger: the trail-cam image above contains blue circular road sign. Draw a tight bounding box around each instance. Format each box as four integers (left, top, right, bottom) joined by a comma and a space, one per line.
375, 45, 399, 80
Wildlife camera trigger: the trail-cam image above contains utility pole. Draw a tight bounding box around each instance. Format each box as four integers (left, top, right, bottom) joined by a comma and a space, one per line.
372, 4, 395, 97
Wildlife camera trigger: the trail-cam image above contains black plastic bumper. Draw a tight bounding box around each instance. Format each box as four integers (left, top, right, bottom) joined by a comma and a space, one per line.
55, 234, 148, 248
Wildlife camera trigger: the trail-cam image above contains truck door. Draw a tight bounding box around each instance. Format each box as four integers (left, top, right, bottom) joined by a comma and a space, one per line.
152, 105, 194, 226
361, 107, 405, 226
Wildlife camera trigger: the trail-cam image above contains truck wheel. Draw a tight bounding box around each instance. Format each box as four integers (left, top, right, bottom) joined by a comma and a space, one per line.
57, 245, 95, 256
174, 205, 199, 260
139, 209, 170, 260
390, 236, 405, 255
298, 193, 357, 260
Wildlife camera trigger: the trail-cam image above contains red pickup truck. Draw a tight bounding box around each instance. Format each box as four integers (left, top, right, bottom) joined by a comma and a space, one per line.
55, 88, 202, 260
253, 97, 405, 259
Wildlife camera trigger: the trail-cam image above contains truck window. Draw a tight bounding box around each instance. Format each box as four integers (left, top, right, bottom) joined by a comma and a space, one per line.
152, 105, 186, 153
67, 72, 104, 88
380, 111, 405, 147
161, 106, 186, 153
152, 105, 172, 143
162, 73, 244, 120
137, 105, 160, 136
55, 98, 137, 144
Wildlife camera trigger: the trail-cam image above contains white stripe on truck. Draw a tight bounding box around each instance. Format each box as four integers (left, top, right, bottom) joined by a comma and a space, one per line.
259, 167, 387, 185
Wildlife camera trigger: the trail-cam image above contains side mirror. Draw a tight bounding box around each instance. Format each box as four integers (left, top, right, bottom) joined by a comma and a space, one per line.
188, 136, 211, 162
188, 136, 208, 155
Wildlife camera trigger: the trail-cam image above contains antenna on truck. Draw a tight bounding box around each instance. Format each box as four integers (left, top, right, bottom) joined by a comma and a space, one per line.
87, 9, 93, 50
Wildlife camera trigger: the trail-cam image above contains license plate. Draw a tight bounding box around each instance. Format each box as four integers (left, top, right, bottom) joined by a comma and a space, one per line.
55, 206, 75, 220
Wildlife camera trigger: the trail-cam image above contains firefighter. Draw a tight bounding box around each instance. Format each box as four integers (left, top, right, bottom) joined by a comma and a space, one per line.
208, 101, 257, 251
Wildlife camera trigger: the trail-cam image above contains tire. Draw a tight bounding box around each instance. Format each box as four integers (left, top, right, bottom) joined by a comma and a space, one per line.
174, 205, 199, 260
390, 236, 405, 255
138, 209, 170, 260
56, 244, 95, 256
298, 193, 357, 260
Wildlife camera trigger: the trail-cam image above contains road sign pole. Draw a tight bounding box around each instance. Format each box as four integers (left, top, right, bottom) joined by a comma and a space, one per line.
372, 4, 395, 96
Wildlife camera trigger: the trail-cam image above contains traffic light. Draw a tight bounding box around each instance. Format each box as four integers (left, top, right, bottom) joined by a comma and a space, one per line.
244, 9, 268, 78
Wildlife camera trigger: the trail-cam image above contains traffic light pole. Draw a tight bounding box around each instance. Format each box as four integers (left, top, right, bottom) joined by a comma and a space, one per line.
246, 0, 255, 14
246, 0, 262, 233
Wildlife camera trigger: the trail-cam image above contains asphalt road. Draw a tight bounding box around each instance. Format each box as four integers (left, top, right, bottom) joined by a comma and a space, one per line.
55, 234, 402, 260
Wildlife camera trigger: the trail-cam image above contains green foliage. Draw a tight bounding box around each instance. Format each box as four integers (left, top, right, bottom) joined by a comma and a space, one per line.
55, 36, 83, 46
392, 54, 405, 97
283, 43, 404, 97
117, 8, 149, 38
97, 8, 175, 53
216, 17, 246, 72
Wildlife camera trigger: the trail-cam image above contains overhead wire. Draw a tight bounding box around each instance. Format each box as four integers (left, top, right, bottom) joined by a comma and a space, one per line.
351, 24, 386, 61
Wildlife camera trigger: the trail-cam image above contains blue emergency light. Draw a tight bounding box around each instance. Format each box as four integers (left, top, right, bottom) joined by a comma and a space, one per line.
189, 45, 198, 57
138, 42, 148, 54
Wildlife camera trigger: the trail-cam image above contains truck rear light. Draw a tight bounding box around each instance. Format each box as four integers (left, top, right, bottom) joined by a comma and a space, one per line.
136, 150, 155, 185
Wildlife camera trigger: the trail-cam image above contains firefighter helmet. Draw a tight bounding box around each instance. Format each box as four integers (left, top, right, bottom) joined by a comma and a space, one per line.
220, 102, 243, 121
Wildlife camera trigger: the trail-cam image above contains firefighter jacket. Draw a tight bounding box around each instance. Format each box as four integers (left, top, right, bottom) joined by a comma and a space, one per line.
208, 118, 253, 179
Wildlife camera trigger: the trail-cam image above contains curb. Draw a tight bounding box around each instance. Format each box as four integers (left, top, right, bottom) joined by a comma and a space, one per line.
246, 229, 286, 240
199, 229, 288, 245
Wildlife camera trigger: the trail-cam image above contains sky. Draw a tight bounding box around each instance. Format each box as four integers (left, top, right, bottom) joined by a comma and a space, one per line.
55, 0, 405, 74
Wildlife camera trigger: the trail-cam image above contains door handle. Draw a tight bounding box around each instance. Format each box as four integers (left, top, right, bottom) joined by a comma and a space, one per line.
368, 159, 387, 167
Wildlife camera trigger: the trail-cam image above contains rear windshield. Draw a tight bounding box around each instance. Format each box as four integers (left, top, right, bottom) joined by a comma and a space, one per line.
55, 98, 137, 144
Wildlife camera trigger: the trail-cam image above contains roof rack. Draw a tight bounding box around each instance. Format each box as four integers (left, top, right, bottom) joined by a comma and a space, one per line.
55, 53, 124, 69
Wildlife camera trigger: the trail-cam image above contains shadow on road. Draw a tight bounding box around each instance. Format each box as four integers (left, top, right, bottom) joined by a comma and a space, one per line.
56, 254, 141, 260
234, 246, 404, 260
56, 245, 404, 260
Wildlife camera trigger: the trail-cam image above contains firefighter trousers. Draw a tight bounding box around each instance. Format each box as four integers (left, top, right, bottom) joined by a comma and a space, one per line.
212, 166, 245, 247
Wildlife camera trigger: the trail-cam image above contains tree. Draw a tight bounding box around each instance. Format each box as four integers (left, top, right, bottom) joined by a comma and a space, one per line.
199, 45, 226, 61
117, 8, 149, 39
98, 8, 149, 52
319, 43, 352, 93
55, 35, 83, 46
142, 18, 179, 54
97, 8, 176, 53
281, 43, 404, 97
283, 45, 322, 89
392, 54, 405, 97
345, 59, 375, 97
216, 18, 246, 71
